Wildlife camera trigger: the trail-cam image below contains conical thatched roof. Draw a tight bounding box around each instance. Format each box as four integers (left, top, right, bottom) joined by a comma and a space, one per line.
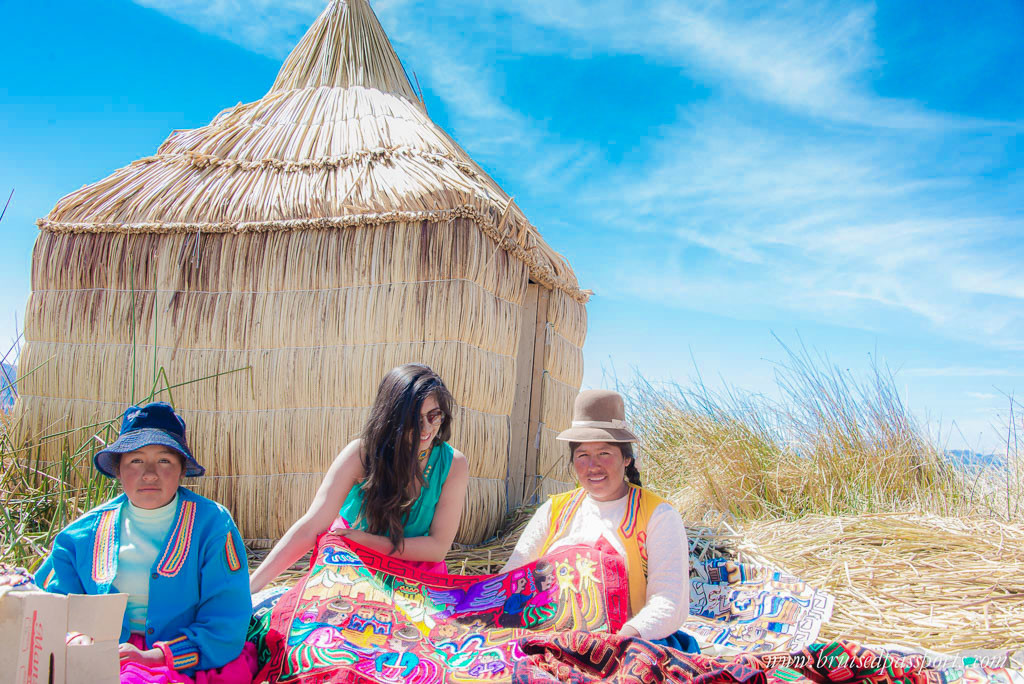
23, 0, 587, 545
37, 0, 587, 302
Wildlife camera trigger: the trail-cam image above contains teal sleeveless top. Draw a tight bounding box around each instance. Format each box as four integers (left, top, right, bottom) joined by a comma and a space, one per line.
338, 442, 454, 538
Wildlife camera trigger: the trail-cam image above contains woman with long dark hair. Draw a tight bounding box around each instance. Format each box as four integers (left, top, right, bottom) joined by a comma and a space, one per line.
250, 363, 469, 591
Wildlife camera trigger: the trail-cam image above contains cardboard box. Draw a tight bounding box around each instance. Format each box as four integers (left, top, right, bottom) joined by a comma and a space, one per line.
0, 590, 127, 684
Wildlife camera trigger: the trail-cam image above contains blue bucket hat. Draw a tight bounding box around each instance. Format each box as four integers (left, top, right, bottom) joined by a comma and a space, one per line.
94, 402, 205, 478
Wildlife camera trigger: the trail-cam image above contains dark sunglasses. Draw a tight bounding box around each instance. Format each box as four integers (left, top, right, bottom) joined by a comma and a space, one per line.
420, 408, 446, 428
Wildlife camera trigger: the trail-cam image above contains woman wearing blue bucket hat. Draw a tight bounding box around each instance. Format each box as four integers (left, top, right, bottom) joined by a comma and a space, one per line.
35, 402, 257, 683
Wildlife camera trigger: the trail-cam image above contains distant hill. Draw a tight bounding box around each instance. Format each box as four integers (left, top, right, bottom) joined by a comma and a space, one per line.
0, 362, 15, 412
945, 449, 1004, 471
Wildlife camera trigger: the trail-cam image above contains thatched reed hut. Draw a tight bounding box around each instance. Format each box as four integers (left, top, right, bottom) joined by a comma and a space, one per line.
18, 0, 588, 544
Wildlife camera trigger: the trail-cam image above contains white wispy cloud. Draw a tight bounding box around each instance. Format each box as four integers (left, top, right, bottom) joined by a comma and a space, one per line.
128, 0, 1022, 348
132, 0, 322, 58
472, 0, 973, 130
578, 91, 1024, 346
130, 0, 984, 134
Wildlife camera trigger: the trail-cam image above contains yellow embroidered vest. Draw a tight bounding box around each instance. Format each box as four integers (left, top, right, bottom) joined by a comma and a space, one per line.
538, 484, 669, 616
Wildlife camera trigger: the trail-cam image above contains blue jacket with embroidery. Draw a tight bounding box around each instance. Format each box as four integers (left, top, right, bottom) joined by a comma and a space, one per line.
34, 487, 250, 675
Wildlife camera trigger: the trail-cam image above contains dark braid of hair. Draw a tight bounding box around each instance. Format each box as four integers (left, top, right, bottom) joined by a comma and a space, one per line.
569, 441, 642, 487
620, 442, 643, 487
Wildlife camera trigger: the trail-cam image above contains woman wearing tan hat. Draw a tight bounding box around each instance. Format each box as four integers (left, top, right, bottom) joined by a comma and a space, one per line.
501, 389, 697, 652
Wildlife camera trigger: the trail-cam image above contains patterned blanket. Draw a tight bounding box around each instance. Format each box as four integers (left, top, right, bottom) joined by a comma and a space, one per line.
249, 534, 1019, 684
513, 633, 1024, 684
252, 531, 629, 682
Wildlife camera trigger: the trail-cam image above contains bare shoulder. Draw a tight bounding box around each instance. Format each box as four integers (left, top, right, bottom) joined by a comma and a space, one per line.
329, 439, 366, 479
339, 438, 364, 459
448, 448, 469, 475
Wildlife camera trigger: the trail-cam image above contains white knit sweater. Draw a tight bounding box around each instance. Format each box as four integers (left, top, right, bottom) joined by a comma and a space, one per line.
501, 492, 689, 640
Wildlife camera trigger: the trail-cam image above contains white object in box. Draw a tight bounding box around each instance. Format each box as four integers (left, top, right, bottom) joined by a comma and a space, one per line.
0, 590, 127, 684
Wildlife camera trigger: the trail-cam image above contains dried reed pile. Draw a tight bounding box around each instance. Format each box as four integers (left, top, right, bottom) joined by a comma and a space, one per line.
17, 0, 588, 544
736, 513, 1024, 651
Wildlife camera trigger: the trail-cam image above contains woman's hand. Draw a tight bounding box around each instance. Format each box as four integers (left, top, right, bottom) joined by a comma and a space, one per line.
118, 643, 165, 667
329, 449, 469, 564
616, 625, 641, 639
337, 529, 391, 554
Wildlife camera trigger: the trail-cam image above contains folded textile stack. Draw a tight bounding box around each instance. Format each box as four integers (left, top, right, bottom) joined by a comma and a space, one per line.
0, 563, 38, 594
687, 557, 835, 655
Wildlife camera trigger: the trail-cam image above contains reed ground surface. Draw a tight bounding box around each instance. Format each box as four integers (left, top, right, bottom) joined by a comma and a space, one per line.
2, 343, 1022, 652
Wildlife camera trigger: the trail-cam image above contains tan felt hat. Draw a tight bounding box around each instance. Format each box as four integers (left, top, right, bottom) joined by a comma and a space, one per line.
555, 389, 638, 443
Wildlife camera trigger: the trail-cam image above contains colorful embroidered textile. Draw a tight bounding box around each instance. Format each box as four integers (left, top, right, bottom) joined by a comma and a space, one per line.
253, 531, 629, 683
121, 633, 258, 684
540, 485, 670, 616
249, 540, 1019, 684
512, 634, 1024, 684
686, 558, 835, 654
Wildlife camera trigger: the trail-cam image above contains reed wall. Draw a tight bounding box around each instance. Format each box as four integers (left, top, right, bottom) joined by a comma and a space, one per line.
535, 290, 587, 498
20, 218, 584, 543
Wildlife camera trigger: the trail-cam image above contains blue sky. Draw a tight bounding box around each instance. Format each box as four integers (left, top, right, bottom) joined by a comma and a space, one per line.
2, 0, 1022, 451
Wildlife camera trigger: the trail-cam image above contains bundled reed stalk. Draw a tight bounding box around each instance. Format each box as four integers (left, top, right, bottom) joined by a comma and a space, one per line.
18, 0, 589, 545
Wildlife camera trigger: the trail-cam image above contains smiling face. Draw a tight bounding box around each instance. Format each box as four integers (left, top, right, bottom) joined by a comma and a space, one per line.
115, 444, 184, 509
416, 393, 443, 453
572, 441, 631, 501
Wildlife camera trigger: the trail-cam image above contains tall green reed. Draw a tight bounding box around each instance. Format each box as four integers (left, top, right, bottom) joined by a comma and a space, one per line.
622, 341, 1020, 522
0, 281, 250, 571
1, 352, 251, 570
